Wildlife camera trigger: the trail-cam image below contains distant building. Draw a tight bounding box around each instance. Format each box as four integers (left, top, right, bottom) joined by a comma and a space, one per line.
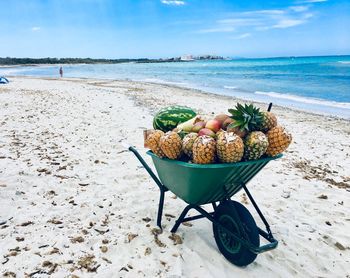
180, 55, 195, 61
179, 54, 224, 61
197, 55, 224, 60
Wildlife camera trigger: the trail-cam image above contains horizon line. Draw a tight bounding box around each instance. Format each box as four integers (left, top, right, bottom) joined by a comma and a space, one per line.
0, 54, 349, 61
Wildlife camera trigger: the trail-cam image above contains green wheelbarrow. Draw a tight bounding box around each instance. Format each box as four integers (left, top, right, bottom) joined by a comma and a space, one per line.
128, 146, 281, 266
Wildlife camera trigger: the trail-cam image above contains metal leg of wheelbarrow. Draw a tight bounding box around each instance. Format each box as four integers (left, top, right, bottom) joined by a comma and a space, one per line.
242, 184, 274, 240
171, 204, 215, 233
157, 189, 166, 229
171, 205, 192, 233
128, 146, 168, 230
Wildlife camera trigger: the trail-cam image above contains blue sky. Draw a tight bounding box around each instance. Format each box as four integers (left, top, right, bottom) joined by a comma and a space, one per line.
0, 0, 349, 58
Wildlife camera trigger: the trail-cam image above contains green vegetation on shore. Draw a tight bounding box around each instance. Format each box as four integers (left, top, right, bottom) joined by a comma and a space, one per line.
0, 57, 181, 65
0, 55, 225, 65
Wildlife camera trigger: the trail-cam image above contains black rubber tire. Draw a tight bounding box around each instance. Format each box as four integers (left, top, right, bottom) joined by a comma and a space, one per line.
213, 200, 259, 266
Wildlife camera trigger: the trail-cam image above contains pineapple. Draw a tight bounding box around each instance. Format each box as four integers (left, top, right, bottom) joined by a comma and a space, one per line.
260, 111, 277, 131
144, 130, 166, 158
265, 126, 292, 156
228, 103, 263, 133
228, 103, 272, 161
182, 133, 198, 158
244, 131, 269, 160
159, 131, 182, 159
192, 135, 216, 164
216, 131, 244, 163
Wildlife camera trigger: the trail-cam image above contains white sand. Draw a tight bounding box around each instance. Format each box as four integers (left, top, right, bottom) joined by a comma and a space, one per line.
0, 77, 349, 277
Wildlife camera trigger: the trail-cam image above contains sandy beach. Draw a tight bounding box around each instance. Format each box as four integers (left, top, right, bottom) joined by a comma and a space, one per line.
0, 76, 349, 277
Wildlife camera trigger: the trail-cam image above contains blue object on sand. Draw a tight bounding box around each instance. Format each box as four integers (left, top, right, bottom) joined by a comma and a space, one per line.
0, 76, 9, 84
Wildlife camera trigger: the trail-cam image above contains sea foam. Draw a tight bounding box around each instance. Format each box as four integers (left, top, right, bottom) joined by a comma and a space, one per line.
255, 91, 350, 109
224, 85, 238, 89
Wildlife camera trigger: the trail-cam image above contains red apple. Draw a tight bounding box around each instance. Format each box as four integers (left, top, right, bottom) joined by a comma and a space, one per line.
191, 121, 206, 132
222, 118, 234, 130
198, 128, 216, 138
205, 119, 221, 133
214, 114, 230, 127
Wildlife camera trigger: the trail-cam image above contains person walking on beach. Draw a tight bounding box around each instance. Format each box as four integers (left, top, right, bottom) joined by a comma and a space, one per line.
59, 66, 63, 78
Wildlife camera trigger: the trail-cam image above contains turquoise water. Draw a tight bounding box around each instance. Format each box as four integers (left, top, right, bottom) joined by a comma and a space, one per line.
1, 55, 350, 118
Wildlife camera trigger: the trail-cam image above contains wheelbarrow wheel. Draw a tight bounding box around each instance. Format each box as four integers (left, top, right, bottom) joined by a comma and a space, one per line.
213, 200, 259, 266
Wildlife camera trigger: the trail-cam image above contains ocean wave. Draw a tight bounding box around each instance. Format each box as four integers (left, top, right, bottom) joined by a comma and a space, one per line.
224, 85, 238, 89
0, 68, 27, 75
338, 61, 350, 64
141, 78, 188, 86
255, 91, 350, 109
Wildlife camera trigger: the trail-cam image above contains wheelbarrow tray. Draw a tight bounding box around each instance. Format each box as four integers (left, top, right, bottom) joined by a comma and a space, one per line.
147, 151, 282, 205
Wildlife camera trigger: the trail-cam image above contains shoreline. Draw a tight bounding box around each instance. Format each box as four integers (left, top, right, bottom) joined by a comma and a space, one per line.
2, 57, 350, 120
1, 55, 350, 120
137, 79, 350, 121
7, 75, 350, 122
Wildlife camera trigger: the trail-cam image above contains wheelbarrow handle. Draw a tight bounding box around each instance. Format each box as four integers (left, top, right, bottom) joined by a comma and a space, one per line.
127, 146, 166, 191
267, 102, 273, 112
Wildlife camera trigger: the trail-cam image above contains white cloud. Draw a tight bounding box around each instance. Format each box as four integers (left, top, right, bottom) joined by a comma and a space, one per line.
198, 17, 262, 34
273, 12, 313, 28
31, 26, 41, 32
231, 33, 252, 39
197, 26, 236, 34
303, 13, 314, 19
161, 0, 185, 5
217, 18, 262, 26
297, 0, 327, 3
272, 19, 306, 28
197, 5, 314, 34
289, 5, 309, 12
242, 9, 286, 15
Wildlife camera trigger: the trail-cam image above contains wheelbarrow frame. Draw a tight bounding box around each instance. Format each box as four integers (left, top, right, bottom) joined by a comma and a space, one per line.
129, 146, 279, 255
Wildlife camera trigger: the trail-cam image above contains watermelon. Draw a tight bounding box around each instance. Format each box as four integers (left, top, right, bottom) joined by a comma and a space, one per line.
153, 106, 196, 132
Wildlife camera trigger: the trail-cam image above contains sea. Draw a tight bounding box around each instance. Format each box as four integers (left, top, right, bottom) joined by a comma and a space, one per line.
1, 55, 350, 119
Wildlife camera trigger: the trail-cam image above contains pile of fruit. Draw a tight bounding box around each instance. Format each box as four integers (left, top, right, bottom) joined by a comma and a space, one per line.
144, 103, 292, 164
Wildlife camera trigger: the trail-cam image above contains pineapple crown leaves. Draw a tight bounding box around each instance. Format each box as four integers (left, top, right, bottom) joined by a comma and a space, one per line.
228, 103, 263, 132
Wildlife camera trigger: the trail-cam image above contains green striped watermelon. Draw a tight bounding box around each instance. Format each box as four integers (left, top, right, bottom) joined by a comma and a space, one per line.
153, 106, 196, 132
